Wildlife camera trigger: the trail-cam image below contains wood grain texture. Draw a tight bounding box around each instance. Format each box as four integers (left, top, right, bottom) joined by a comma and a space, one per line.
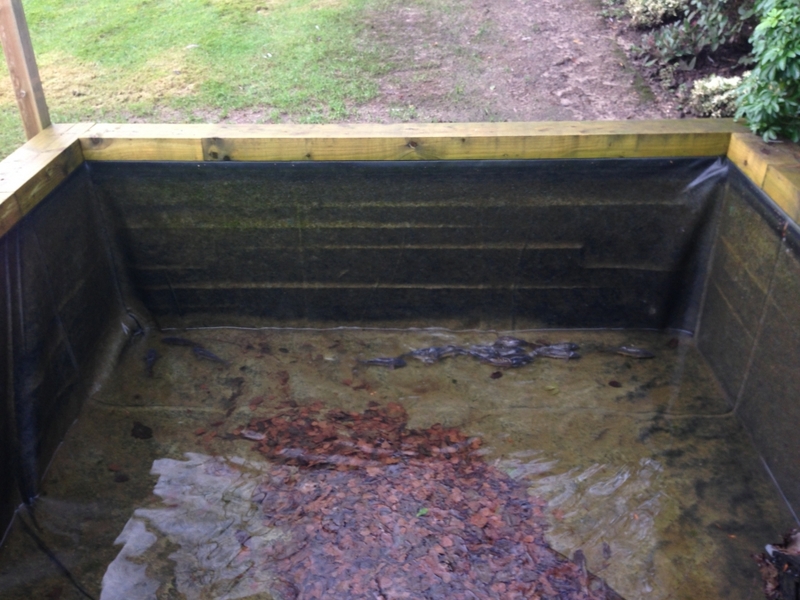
727, 132, 800, 224
81, 120, 745, 162
0, 124, 89, 235
82, 123, 210, 161
0, 124, 92, 182
727, 133, 800, 186
0, 0, 50, 139
0, 191, 21, 237
10, 141, 84, 216
763, 165, 800, 223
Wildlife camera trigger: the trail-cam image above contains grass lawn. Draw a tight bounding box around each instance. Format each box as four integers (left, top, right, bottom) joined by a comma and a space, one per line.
0, 0, 399, 157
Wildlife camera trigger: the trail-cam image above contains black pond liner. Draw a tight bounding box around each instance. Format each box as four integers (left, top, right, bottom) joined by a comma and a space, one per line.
2, 155, 799, 599
84, 157, 725, 328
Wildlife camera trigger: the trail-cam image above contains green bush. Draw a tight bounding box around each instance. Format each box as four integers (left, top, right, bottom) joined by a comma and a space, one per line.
637, 0, 754, 65
690, 73, 743, 116
735, 0, 800, 141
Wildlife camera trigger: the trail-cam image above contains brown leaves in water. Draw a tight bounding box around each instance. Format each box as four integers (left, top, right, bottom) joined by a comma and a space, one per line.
235, 401, 619, 600
237, 401, 480, 470
754, 529, 800, 600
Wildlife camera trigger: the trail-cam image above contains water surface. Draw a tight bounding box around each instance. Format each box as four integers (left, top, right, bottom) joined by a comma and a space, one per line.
0, 328, 790, 599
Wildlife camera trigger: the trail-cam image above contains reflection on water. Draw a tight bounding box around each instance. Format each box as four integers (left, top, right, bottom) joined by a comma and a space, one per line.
0, 328, 792, 599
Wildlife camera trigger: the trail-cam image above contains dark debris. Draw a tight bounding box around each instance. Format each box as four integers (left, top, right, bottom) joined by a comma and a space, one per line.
235, 401, 621, 599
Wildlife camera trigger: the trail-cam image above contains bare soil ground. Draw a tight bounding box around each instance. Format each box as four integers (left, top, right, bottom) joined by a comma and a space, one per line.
239, 0, 674, 124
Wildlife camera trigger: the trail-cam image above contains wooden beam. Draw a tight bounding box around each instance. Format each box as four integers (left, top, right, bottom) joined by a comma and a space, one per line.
763, 164, 800, 223
81, 120, 746, 162
0, 0, 51, 139
727, 132, 800, 187
0, 189, 21, 237
0, 120, 799, 242
727, 132, 800, 223
0, 124, 89, 236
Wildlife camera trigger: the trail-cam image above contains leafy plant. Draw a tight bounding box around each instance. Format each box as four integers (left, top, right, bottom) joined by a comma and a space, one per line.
625, 0, 688, 27
735, 0, 800, 141
690, 73, 743, 116
600, 0, 629, 20
637, 0, 755, 65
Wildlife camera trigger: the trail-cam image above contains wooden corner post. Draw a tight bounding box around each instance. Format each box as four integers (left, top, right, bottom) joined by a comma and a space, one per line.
0, 0, 50, 139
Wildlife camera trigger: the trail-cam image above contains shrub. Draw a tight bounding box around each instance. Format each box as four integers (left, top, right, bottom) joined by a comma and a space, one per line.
690, 73, 743, 116
735, 0, 800, 142
625, 0, 689, 27
637, 0, 755, 65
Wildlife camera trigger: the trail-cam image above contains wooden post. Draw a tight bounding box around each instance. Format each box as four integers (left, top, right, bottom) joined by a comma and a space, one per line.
0, 0, 50, 139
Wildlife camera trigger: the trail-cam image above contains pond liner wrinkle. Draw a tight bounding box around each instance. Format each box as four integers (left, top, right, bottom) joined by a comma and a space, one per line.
3, 133, 800, 598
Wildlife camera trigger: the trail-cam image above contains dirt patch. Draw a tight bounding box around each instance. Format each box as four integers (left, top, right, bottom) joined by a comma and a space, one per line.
348, 0, 670, 123
0, 52, 200, 118
38, 50, 198, 112
204, 0, 673, 125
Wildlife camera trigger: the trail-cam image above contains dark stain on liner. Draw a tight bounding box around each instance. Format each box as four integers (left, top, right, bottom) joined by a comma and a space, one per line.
131, 421, 153, 439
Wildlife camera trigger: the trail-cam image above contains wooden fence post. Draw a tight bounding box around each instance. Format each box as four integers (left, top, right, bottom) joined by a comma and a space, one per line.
0, 0, 51, 139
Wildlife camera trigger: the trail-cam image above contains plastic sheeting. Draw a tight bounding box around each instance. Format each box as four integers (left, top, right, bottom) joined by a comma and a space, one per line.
1, 156, 798, 600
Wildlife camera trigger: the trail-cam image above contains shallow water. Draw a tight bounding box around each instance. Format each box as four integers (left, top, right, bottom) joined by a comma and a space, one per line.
0, 327, 793, 599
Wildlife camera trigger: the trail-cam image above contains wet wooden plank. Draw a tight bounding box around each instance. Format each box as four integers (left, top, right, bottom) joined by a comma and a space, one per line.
727, 132, 800, 186
0, 124, 91, 191
728, 133, 800, 224
763, 164, 800, 223
81, 123, 210, 161
0, 0, 51, 139
4, 142, 84, 217
81, 121, 743, 162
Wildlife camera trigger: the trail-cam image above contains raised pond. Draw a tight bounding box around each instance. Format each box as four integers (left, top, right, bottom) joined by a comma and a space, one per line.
1, 122, 799, 599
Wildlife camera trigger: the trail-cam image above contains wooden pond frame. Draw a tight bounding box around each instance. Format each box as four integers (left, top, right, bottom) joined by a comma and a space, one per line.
4, 0, 800, 581
1, 121, 800, 242
1, 0, 799, 234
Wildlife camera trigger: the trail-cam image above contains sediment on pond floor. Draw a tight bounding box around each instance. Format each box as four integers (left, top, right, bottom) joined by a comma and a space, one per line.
223, 401, 620, 599
0, 328, 794, 600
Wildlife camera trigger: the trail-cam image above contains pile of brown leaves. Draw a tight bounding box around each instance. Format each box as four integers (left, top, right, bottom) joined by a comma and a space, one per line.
754, 529, 800, 600
236, 400, 480, 469
235, 401, 620, 600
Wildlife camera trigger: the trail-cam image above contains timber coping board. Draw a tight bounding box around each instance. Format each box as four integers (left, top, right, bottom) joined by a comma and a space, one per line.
0, 120, 798, 237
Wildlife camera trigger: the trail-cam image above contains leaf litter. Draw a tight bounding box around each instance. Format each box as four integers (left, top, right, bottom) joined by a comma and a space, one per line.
232, 400, 622, 599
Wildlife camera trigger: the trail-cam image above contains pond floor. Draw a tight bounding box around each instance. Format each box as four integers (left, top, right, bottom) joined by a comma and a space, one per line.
0, 327, 793, 599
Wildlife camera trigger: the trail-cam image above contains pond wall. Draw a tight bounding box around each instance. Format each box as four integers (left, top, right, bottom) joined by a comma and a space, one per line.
87, 158, 723, 330
698, 167, 800, 515
1, 121, 799, 537
0, 167, 128, 529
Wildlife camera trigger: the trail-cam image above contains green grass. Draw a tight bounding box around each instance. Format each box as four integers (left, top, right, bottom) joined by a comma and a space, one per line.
0, 104, 26, 159
0, 0, 396, 157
